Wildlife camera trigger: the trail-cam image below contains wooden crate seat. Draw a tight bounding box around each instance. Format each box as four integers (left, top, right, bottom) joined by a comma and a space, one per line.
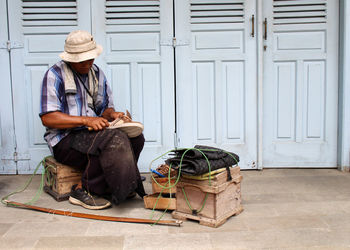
44, 156, 82, 202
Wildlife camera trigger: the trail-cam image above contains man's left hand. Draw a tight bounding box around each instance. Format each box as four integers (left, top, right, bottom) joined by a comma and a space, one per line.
110, 112, 125, 120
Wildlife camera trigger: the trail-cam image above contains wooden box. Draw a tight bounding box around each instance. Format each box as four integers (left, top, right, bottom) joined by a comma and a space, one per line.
152, 177, 177, 194
44, 156, 83, 201
144, 193, 176, 210
172, 166, 243, 227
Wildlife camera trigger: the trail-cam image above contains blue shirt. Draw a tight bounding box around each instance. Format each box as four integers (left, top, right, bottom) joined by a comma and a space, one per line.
40, 60, 114, 150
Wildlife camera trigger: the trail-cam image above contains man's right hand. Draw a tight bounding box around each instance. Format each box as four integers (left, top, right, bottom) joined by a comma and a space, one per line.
83, 117, 110, 131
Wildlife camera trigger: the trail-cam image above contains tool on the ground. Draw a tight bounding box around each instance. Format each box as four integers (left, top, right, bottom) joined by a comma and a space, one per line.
4, 200, 182, 227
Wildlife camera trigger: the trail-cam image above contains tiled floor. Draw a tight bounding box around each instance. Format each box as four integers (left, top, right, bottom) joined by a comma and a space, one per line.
0, 169, 350, 249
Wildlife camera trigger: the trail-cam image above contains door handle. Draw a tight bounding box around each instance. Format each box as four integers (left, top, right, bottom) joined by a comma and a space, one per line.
264, 18, 267, 40
251, 15, 255, 37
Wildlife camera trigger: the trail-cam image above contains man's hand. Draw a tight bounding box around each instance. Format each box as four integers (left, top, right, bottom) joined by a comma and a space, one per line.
102, 108, 131, 123
110, 112, 125, 120
83, 117, 110, 131
111, 111, 132, 122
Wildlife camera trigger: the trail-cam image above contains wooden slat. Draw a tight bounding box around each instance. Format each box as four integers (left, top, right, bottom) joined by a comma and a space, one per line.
106, 6, 160, 12
191, 11, 243, 17
22, 14, 77, 20
274, 6, 326, 12
22, 8, 76, 14
191, 5, 244, 11
106, 19, 159, 25
22, 20, 77, 26
273, 0, 326, 6
191, 16, 244, 24
106, 12, 159, 19
22, 2, 77, 8
191, 0, 244, 4
105, 1, 159, 7
274, 12, 326, 18
274, 18, 327, 24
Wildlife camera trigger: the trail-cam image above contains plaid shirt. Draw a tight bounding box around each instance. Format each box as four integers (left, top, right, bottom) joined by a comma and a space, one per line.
40, 60, 114, 150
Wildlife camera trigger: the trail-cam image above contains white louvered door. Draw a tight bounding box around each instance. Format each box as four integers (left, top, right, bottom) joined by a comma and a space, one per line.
92, 0, 175, 172
262, 0, 339, 167
7, 0, 92, 173
175, 0, 258, 169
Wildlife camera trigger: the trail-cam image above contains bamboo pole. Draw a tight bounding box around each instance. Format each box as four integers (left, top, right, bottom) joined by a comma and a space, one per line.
5, 200, 182, 227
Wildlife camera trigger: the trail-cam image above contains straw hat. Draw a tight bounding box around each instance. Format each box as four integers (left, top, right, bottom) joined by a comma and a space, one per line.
59, 30, 103, 63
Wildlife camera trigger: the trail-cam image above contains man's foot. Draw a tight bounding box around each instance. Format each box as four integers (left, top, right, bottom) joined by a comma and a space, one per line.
141, 176, 146, 182
69, 185, 111, 210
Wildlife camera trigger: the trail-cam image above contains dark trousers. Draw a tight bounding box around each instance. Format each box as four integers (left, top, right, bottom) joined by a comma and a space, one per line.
53, 129, 145, 203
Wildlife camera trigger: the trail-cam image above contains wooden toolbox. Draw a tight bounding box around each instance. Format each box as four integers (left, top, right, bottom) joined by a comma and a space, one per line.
172, 166, 243, 227
44, 156, 83, 201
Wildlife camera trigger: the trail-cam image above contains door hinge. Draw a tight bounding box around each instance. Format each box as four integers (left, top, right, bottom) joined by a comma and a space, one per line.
174, 132, 180, 148
0, 40, 24, 52
13, 152, 18, 163
160, 37, 190, 48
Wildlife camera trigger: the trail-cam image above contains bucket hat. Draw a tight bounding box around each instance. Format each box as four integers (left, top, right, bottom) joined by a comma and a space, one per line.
59, 30, 103, 63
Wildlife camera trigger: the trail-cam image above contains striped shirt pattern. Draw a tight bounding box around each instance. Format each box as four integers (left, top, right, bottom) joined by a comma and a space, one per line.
40, 60, 114, 149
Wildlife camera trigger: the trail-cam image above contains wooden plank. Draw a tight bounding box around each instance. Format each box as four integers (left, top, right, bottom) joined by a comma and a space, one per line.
191, 5, 244, 11
106, 6, 160, 12
176, 184, 216, 219
172, 205, 243, 228
273, 0, 326, 6
191, 11, 244, 17
152, 177, 177, 194
191, 0, 244, 4
106, 19, 159, 25
22, 14, 78, 20
22, 2, 77, 8
22, 20, 78, 26
180, 166, 241, 192
22, 8, 77, 14
106, 1, 159, 7
191, 17, 244, 23
144, 193, 176, 210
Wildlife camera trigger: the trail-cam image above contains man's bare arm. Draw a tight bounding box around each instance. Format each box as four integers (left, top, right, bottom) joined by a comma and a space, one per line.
41, 111, 109, 131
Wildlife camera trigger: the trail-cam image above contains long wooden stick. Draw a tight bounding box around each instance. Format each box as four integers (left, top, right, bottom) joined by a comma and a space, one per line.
5, 200, 182, 227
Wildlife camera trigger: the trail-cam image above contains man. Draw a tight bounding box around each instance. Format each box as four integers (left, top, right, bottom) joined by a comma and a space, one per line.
40, 30, 146, 210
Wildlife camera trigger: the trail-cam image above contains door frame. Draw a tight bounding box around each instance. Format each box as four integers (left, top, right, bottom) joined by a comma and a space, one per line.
339, 0, 350, 171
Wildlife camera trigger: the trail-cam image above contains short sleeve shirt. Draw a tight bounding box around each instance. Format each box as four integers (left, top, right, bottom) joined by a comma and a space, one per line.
40, 60, 114, 150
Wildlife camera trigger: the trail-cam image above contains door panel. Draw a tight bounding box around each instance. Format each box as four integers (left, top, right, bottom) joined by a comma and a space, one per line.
7, 0, 92, 173
262, 0, 338, 167
175, 0, 258, 169
0, 0, 16, 174
92, 0, 175, 172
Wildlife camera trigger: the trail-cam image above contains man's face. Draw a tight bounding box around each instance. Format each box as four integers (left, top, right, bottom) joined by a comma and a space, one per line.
69, 59, 94, 74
